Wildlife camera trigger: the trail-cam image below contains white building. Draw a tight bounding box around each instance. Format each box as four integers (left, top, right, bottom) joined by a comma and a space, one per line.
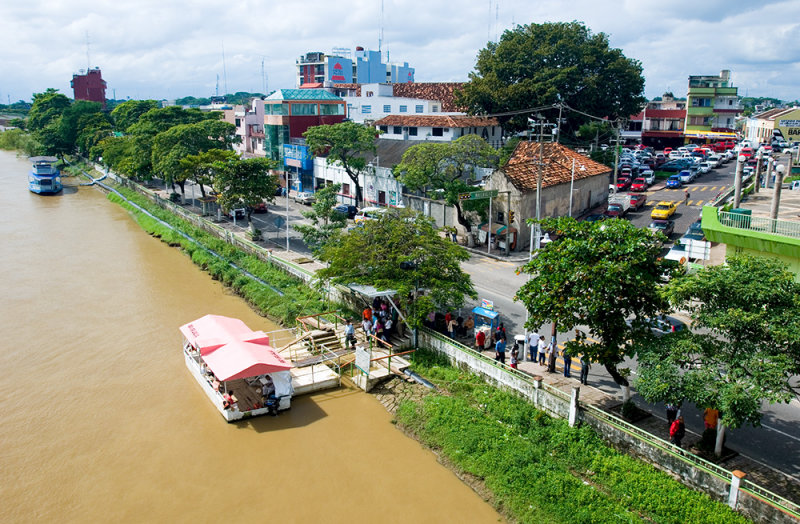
373, 114, 503, 148
223, 99, 266, 158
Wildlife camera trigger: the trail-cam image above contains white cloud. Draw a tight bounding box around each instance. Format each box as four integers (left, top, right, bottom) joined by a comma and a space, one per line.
1, 0, 798, 104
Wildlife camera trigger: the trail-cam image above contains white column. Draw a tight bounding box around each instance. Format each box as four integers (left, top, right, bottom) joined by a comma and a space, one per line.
568, 385, 580, 427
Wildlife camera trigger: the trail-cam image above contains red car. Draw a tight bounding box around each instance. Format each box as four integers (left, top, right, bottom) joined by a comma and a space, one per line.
663, 147, 673, 155
630, 177, 648, 192
629, 193, 647, 210
616, 177, 631, 191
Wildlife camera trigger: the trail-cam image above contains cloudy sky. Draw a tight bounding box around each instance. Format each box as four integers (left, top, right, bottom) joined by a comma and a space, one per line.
2, 0, 799, 104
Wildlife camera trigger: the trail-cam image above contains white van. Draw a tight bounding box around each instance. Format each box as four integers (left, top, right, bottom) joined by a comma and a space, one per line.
354, 206, 388, 224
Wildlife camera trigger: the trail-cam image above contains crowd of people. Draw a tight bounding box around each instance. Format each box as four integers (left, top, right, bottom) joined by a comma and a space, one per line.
354, 297, 401, 346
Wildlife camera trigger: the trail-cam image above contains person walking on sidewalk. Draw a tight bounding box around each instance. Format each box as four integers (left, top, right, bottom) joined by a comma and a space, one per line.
546, 340, 556, 373
537, 337, 547, 365
562, 348, 572, 378
579, 354, 591, 385
527, 332, 540, 362
494, 337, 506, 365
684, 189, 690, 205
666, 403, 679, 430
670, 416, 686, 448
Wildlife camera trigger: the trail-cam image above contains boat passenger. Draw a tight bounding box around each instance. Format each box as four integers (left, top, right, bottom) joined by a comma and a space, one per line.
222, 391, 238, 410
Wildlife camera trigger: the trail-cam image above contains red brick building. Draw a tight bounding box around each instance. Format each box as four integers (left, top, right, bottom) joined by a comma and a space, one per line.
71, 68, 107, 107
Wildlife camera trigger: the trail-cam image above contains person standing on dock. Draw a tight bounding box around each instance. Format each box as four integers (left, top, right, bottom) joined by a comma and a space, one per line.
344, 319, 357, 349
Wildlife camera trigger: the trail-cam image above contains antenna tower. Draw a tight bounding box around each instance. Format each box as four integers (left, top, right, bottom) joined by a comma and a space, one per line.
215, 74, 219, 97
378, 0, 384, 53
495, 3, 499, 42
85, 31, 91, 70
222, 42, 228, 97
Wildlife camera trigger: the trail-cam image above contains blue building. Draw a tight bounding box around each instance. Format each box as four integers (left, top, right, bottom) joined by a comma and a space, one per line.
296, 47, 414, 86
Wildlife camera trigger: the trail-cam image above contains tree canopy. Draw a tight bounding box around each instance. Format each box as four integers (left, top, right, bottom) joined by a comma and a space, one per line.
211, 157, 278, 223
516, 217, 678, 399
635, 255, 800, 434
293, 183, 348, 255
455, 22, 646, 133
111, 100, 159, 133
303, 121, 377, 207
317, 209, 476, 327
394, 135, 498, 232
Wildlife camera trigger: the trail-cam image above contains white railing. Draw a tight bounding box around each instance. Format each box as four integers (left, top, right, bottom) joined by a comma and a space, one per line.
719, 210, 800, 239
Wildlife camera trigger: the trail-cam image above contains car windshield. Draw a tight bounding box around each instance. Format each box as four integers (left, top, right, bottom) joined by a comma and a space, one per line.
656, 204, 671, 210
650, 222, 667, 229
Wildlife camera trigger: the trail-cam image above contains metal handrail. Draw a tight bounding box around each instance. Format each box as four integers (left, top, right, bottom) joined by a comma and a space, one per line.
719, 210, 800, 239
740, 479, 800, 517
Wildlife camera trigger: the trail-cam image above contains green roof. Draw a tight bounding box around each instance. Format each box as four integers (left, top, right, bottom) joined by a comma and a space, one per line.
265, 89, 342, 101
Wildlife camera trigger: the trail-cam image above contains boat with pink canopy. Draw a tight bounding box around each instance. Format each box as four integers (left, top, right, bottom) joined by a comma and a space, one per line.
181, 314, 294, 422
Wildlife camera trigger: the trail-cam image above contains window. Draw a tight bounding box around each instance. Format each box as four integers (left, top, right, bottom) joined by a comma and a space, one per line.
235, 118, 241, 127
408, 127, 418, 136
432, 127, 444, 137
432, 105, 439, 112
393, 126, 402, 135
399, 105, 407, 113
729, 99, 733, 106
343, 183, 350, 195
383, 104, 391, 112
320, 104, 344, 115
366, 91, 373, 97
415, 105, 423, 113
291, 103, 317, 115
379, 125, 388, 133
362, 105, 372, 114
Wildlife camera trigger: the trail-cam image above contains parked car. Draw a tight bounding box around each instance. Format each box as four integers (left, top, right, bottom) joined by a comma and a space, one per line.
604, 203, 627, 218
666, 175, 683, 188
630, 177, 648, 192
293, 191, 316, 205
333, 204, 358, 219
616, 177, 632, 191
252, 200, 268, 213
651, 201, 678, 219
629, 193, 647, 210
648, 219, 675, 238
642, 315, 686, 336
659, 159, 692, 172
697, 162, 713, 174
641, 170, 655, 185
668, 151, 683, 160
584, 214, 607, 223
354, 206, 388, 224
678, 170, 695, 183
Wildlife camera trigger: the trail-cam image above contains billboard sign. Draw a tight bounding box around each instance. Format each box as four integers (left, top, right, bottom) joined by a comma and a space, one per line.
283, 144, 312, 170
328, 57, 352, 83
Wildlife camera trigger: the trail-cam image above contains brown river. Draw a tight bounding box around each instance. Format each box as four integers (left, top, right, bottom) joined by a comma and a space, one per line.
0, 151, 499, 523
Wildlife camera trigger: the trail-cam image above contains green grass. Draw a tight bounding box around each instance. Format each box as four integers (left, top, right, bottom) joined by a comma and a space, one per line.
106, 185, 335, 325
396, 349, 751, 524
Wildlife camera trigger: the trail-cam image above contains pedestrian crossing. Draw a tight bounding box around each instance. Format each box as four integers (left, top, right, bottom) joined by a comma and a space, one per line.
661, 186, 726, 192
643, 200, 704, 207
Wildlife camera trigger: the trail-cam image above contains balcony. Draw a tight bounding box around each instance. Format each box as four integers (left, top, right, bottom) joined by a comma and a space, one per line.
702, 204, 800, 264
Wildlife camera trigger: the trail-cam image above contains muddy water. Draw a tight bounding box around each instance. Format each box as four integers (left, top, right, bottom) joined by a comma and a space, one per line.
0, 151, 499, 523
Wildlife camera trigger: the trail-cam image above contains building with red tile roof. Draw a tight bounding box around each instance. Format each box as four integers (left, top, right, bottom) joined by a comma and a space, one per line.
373, 114, 502, 147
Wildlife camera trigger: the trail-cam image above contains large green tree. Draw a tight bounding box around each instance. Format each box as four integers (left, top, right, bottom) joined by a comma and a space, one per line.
293, 183, 348, 255
317, 209, 476, 328
211, 157, 278, 231
304, 121, 377, 207
151, 119, 236, 194
635, 255, 800, 455
393, 134, 498, 233
111, 99, 159, 133
516, 217, 678, 401
27, 89, 71, 132
179, 149, 238, 200
456, 22, 646, 133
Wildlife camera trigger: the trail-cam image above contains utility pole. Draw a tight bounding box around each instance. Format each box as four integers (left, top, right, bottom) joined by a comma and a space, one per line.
555, 102, 563, 144
611, 122, 621, 194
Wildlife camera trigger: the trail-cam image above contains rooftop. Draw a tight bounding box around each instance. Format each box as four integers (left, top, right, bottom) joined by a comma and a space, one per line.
391, 82, 465, 112
501, 142, 611, 192
373, 114, 499, 128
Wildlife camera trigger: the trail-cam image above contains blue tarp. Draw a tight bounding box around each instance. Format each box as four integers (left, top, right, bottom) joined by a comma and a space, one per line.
472, 307, 499, 320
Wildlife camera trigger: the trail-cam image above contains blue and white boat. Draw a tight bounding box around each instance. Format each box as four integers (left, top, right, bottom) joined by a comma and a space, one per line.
29, 156, 62, 194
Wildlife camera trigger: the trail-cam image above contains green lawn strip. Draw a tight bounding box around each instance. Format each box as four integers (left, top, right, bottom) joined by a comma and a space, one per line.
107, 187, 329, 324
397, 349, 750, 524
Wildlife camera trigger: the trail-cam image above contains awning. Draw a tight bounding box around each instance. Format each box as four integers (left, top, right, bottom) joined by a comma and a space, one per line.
346, 283, 397, 298
472, 306, 499, 320
180, 314, 269, 356
479, 223, 518, 235
202, 339, 291, 381
685, 131, 737, 139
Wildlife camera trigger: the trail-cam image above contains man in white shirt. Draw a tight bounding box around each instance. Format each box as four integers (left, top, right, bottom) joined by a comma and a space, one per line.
527, 332, 540, 362
538, 337, 547, 365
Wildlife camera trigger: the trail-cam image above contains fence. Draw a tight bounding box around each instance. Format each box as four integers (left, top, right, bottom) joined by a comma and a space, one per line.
719, 209, 800, 239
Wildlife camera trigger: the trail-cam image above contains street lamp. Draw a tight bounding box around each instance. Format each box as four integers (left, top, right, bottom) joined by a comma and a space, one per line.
733, 154, 746, 208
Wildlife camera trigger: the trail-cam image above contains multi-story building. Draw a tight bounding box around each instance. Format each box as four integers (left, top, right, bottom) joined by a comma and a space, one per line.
296, 47, 414, 87
223, 99, 266, 158
373, 115, 502, 148
744, 107, 800, 145
640, 92, 687, 149
262, 89, 346, 193
684, 70, 741, 143
71, 67, 107, 108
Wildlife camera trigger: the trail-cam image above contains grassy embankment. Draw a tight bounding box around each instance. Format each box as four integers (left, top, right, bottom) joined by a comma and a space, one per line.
396, 349, 751, 524
106, 182, 333, 325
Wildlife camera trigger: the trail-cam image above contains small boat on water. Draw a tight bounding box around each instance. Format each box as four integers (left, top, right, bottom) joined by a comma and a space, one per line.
181, 314, 294, 422
29, 156, 62, 194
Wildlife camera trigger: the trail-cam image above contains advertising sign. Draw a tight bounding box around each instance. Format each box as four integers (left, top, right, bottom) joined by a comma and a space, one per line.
328, 57, 352, 83
283, 145, 312, 170
355, 347, 372, 375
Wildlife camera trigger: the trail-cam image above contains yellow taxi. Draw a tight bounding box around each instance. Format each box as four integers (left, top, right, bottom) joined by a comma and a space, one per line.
650, 201, 678, 220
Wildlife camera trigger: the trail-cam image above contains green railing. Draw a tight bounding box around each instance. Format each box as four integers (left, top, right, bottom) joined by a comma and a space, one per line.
719, 210, 800, 239
422, 328, 800, 519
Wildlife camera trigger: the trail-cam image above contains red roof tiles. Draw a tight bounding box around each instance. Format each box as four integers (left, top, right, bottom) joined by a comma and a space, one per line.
391, 82, 465, 112
503, 142, 611, 192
